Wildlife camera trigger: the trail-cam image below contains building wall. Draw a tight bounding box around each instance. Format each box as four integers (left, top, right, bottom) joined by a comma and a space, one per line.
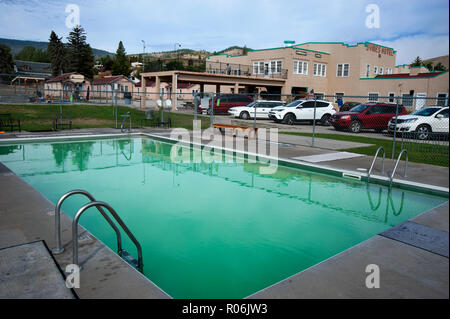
205, 42, 448, 109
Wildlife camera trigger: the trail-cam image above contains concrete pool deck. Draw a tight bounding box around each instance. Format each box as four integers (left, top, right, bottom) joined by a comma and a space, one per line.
0, 128, 448, 299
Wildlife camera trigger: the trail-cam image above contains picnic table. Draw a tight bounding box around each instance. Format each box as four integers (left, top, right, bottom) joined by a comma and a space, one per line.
213, 123, 258, 138
0, 113, 21, 132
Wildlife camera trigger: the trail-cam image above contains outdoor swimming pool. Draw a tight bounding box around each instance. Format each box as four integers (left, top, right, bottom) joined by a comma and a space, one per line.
0, 136, 446, 298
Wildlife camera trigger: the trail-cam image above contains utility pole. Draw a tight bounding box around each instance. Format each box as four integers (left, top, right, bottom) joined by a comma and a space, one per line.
141, 40, 146, 72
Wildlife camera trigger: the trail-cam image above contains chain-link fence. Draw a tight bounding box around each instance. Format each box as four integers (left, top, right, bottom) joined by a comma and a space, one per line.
0, 75, 448, 166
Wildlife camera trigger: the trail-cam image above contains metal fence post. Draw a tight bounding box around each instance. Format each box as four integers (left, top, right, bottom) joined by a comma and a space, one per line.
253, 93, 257, 129
392, 96, 400, 158
312, 96, 317, 147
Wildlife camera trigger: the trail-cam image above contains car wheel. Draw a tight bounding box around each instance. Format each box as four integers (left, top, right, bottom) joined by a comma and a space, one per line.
283, 114, 296, 125
240, 111, 250, 120
416, 124, 431, 140
349, 120, 362, 133
320, 114, 331, 126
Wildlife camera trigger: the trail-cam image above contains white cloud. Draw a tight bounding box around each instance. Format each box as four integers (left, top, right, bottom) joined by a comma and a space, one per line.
0, 0, 448, 60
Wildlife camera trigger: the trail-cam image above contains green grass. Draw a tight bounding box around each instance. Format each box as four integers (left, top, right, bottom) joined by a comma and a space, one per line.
280, 132, 449, 167
0, 104, 210, 131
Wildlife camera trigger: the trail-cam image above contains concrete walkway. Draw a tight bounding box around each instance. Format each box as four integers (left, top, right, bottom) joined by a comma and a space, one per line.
0, 128, 448, 299
0, 241, 76, 299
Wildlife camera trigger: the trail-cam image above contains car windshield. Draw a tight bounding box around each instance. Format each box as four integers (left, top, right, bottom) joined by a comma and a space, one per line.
285, 100, 303, 107
245, 102, 256, 108
411, 108, 441, 116
349, 104, 371, 113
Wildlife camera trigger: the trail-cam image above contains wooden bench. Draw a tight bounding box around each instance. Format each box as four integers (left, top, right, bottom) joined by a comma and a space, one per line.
0, 113, 21, 132
213, 123, 258, 138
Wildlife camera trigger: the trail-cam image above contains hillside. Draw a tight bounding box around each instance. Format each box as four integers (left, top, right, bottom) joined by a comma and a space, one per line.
0, 38, 113, 58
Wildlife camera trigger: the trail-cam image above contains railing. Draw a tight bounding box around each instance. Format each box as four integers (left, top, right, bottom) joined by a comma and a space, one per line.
72, 201, 143, 272
367, 146, 385, 183
120, 112, 131, 133
52, 190, 143, 272
205, 61, 288, 79
389, 149, 408, 187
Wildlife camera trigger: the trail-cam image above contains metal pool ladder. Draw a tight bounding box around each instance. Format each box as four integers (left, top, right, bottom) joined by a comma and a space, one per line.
120, 112, 131, 133
52, 190, 143, 272
367, 146, 385, 183
389, 149, 408, 187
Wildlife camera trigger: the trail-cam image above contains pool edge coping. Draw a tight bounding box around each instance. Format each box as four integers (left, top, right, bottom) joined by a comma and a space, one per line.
0, 131, 448, 299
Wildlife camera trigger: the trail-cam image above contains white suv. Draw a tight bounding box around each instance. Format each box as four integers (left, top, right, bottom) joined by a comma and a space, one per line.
388, 106, 449, 140
268, 99, 337, 125
228, 100, 285, 119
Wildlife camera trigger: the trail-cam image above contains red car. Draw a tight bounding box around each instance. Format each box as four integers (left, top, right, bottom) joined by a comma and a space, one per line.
207, 94, 254, 114
330, 103, 407, 133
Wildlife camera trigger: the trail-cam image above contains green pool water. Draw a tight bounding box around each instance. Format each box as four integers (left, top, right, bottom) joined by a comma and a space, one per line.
0, 137, 446, 298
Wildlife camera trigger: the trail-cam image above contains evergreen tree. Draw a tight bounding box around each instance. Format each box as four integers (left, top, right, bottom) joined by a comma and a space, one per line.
48, 31, 67, 76
112, 41, 131, 76
410, 56, 423, 67
0, 44, 14, 76
15, 46, 50, 63
434, 62, 447, 71
66, 25, 95, 78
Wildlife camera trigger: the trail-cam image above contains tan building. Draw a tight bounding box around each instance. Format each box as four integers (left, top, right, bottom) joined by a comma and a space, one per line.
91, 75, 135, 100
206, 41, 449, 110
44, 72, 90, 101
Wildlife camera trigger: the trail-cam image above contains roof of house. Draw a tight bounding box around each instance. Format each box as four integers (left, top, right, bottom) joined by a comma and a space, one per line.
92, 75, 132, 85
135, 81, 155, 87
46, 72, 80, 83
14, 60, 52, 78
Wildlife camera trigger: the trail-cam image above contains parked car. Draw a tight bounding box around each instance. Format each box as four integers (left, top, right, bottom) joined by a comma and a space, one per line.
203, 94, 254, 114
228, 100, 286, 119
339, 101, 361, 112
388, 106, 449, 140
268, 99, 336, 125
330, 103, 407, 133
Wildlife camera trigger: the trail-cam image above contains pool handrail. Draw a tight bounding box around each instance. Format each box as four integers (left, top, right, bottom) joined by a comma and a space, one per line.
389, 149, 408, 187
367, 146, 385, 183
53, 189, 123, 256
72, 200, 143, 272
120, 112, 131, 133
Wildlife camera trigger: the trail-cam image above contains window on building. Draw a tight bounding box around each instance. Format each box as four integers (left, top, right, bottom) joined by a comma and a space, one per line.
294, 60, 308, 75
313, 63, 326, 77
335, 92, 344, 103
437, 93, 449, 106
366, 64, 370, 77
374, 66, 378, 75
314, 93, 324, 100
388, 92, 395, 103
402, 94, 414, 107
270, 60, 282, 74
368, 93, 379, 102
252, 61, 267, 75
337, 63, 349, 77
379, 67, 383, 75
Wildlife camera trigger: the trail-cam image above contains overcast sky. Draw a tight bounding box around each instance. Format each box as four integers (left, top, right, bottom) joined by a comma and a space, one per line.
0, 0, 448, 64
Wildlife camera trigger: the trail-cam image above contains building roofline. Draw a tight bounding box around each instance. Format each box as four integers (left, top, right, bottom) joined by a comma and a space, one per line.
296, 41, 397, 53
360, 70, 448, 80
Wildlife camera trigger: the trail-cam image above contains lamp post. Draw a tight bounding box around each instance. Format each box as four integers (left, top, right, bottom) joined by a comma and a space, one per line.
141, 40, 146, 72
174, 43, 181, 62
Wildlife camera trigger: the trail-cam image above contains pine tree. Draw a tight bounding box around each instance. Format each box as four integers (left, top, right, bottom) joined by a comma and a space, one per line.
0, 44, 14, 76
112, 41, 131, 76
410, 56, 423, 67
66, 25, 95, 79
48, 31, 66, 76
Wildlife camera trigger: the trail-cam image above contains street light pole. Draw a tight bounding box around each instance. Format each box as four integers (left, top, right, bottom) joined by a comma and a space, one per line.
141, 40, 146, 72
174, 43, 181, 62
